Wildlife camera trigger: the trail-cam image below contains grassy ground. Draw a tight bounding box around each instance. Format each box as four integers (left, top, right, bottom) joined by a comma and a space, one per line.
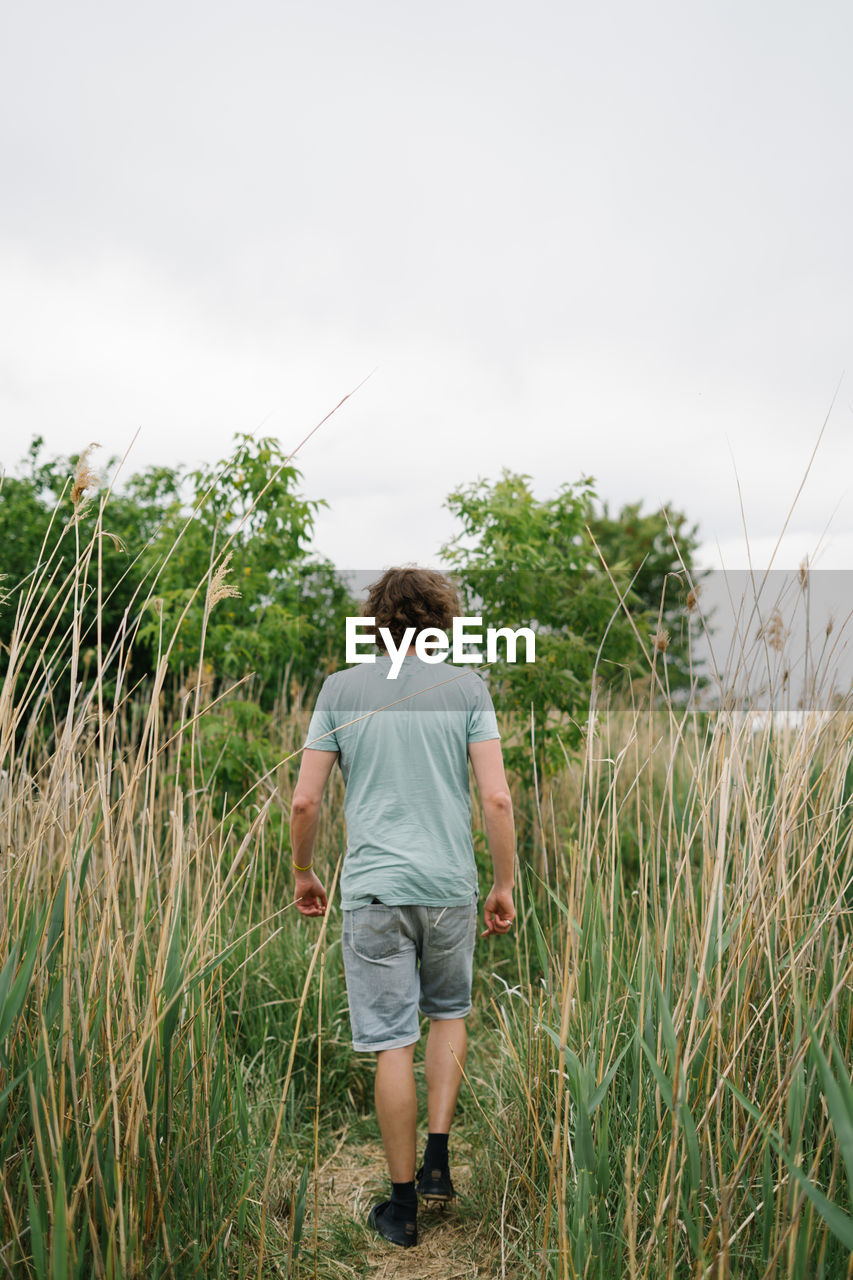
273, 1053, 506, 1280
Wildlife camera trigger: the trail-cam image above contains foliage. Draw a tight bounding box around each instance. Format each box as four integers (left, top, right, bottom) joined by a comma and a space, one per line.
0, 495, 357, 1277
469, 691, 853, 1279
585, 496, 710, 696
441, 470, 693, 776
132, 433, 353, 701
2, 446, 850, 1276
0, 433, 353, 718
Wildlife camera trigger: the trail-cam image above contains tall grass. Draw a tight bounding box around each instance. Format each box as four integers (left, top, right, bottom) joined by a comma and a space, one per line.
2, 468, 851, 1278
0, 481, 357, 1278
471, 612, 853, 1277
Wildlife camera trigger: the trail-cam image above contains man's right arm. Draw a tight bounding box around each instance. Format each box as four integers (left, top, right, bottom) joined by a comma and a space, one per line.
468, 738, 516, 936
290, 747, 338, 917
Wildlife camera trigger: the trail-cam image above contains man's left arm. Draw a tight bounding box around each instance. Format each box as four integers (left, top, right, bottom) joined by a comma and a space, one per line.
290, 748, 338, 917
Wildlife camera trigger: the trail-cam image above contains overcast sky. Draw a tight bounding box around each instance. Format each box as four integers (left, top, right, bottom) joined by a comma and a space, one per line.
2, 0, 852, 577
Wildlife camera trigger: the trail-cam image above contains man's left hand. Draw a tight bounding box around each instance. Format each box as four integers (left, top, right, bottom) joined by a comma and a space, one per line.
294, 870, 328, 917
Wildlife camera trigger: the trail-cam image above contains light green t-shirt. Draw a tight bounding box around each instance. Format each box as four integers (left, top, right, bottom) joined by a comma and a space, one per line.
304, 655, 500, 910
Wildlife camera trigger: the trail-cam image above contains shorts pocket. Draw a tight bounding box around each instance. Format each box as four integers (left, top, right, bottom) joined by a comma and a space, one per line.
350, 904, 405, 961
427, 902, 477, 955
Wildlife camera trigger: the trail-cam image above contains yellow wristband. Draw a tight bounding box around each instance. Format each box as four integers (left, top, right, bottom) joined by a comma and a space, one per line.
292, 861, 313, 872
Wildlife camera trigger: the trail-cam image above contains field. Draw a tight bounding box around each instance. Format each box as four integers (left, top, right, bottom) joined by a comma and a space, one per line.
1, 500, 852, 1279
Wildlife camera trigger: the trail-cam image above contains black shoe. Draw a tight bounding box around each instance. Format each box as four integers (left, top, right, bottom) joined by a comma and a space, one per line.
367, 1200, 418, 1247
416, 1164, 456, 1204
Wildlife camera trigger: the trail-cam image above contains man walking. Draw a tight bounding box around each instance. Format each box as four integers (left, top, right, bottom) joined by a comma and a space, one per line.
289, 567, 515, 1248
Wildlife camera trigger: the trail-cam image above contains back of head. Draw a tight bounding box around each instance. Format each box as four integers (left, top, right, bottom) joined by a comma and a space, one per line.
364, 567, 461, 647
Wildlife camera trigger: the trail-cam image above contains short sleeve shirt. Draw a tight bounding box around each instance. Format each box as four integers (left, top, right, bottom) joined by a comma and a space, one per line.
304, 655, 500, 910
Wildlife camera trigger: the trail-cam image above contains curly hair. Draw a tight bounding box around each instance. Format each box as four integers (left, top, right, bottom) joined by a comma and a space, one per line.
364, 567, 462, 648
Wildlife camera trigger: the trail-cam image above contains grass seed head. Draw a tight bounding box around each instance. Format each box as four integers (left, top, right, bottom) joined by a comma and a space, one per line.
71, 442, 101, 510
207, 552, 242, 610
653, 628, 670, 653
763, 608, 787, 653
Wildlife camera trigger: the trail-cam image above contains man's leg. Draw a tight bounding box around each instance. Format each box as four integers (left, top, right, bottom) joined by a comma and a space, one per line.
417, 1016, 467, 1202
417, 899, 477, 1202
341, 907, 420, 1244
425, 1016, 467, 1132
370, 1042, 419, 1245
374, 1042, 418, 1181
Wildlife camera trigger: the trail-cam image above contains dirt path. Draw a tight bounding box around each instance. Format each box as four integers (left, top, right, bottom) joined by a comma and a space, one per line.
298, 1136, 503, 1280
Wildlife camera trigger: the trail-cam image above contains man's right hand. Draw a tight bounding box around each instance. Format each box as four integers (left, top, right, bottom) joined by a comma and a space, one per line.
481, 886, 515, 937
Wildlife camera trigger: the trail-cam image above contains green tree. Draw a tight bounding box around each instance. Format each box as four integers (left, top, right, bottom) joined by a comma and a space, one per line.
440, 472, 706, 780
0, 434, 352, 733
585, 498, 709, 696
132, 432, 352, 704
440, 470, 645, 779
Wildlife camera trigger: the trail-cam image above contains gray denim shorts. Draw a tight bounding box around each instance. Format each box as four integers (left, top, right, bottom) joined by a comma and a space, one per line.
341, 896, 478, 1052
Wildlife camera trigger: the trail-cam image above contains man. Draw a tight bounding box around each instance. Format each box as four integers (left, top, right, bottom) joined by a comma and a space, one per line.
289, 567, 515, 1249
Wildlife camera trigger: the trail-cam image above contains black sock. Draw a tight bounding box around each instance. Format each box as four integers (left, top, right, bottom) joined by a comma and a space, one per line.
423, 1132, 449, 1174
389, 1180, 417, 1221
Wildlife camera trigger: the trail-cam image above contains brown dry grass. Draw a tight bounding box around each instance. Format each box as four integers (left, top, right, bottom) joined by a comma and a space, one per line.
287, 1135, 508, 1280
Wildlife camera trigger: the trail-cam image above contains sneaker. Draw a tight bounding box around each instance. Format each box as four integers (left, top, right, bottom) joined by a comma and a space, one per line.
416, 1164, 456, 1204
367, 1200, 418, 1247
